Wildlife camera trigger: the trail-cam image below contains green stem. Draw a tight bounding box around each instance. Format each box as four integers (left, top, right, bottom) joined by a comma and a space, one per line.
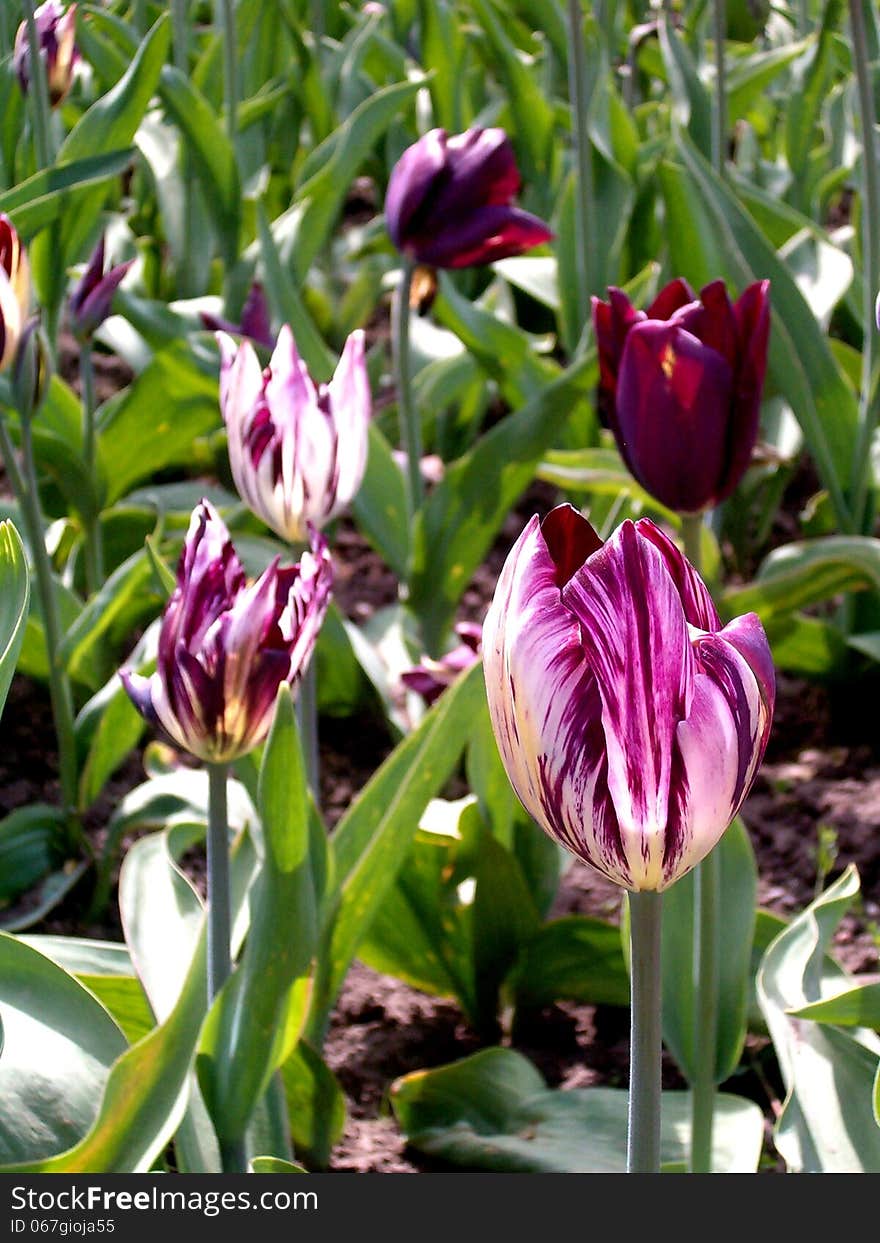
171, 0, 197, 297
219, 1137, 248, 1175
627, 890, 663, 1174
79, 343, 104, 594
392, 258, 424, 518
296, 655, 319, 803
680, 511, 721, 1172
21, 0, 54, 169
218, 0, 238, 150
566, 0, 596, 328
207, 762, 233, 1002
849, 0, 880, 533
0, 415, 78, 816
712, 0, 727, 179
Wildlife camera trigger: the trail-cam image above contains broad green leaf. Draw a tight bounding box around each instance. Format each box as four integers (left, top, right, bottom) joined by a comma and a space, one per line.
723, 535, 880, 621
659, 819, 758, 1084
0, 934, 127, 1163
726, 40, 811, 121
0, 150, 135, 239
757, 867, 880, 1172
250, 1157, 308, 1173
77, 975, 155, 1046
310, 660, 484, 1041
408, 355, 595, 654
658, 14, 712, 159
391, 1047, 765, 1173
198, 686, 317, 1148
350, 422, 410, 583
418, 0, 468, 131
791, 982, 880, 1028
784, 0, 843, 185
0, 521, 29, 718
58, 548, 160, 683
159, 65, 241, 266
279, 1040, 347, 1169
508, 915, 630, 1011
0, 805, 65, 904
19, 935, 132, 976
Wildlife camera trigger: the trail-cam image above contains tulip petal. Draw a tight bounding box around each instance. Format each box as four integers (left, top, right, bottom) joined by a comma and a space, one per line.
385, 128, 448, 248
562, 520, 694, 889
634, 518, 720, 631
415, 204, 553, 269
646, 277, 696, 320
325, 328, 370, 512
435, 128, 521, 214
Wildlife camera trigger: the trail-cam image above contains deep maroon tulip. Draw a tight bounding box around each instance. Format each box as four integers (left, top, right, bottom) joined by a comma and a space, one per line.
121, 500, 332, 763
13, 1, 78, 106
0, 215, 31, 371
385, 127, 553, 269
591, 278, 770, 514
69, 235, 133, 342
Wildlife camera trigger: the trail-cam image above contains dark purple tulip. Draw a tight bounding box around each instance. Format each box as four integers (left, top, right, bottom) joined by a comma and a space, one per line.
200, 281, 274, 350
385, 128, 553, 269
69, 235, 133, 342
0, 215, 30, 372
13, 1, 79, 106
591, 278, 771, 514
121, 500, 332, 763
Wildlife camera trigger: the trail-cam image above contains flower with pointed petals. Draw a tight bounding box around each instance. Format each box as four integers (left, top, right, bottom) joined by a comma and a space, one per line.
0, 215, 31, 372
591, 278, 770, 514
385, 127, 553, 269
120, 500, 332, 764
13, 1, 79, 106
218, 325, 371, 543
401, 621, 482, 706
483, 504, 774, 892
200, 281, 274, 351
68, 235, 134, 342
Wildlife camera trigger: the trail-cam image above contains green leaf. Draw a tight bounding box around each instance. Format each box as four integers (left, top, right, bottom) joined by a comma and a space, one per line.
408, 355, 595, 654
250, 1156, 308, 1173
0, 805, 66, 904
198, 686, 317, 1147
722, 535, 880, 621
391, 1047, 765, 1173
659, 819, 758, 1084
657, 14, 712, 159
350, 422, 410, 583
790, 982, 880, 1028
784, 0, 843, 184
310, 661, 484, 1041
726, 40, 811, 121
159, 65, 241, 266
0, 934, 127, 1163
75, 633, 154, 812
0, 521, 29, 719
76, 975, 156, 1046
508, 915, 630, 1010
757, 867, 880, 1172
279, 1040, 346, 1168
0, 150, 136, 239
58, 549, 159, 683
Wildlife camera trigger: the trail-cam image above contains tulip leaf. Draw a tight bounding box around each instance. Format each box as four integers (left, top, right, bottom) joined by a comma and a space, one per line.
391, 1048, 765, 1173
0, 149, 136, 240
660, 134, 858, 530
0, 521, 29, 720
0, 934, 128, 1164
198, 685, 317, 1149
658, 818, 758, 1085
418, 0, 470, 131
722, 535, 880, 622
159, 66, 241, 267
784, 0, 842, 187
350, 422, 410, 583
657, 14, 712, 160
0, 805, 66, 905
726, 40, 811, 121
57, 549, 161, 684
249, 1157, 308, 1173
508, 915, 630, 1012
75, 975, 156, 1048
279, 1040, 347, 1169
790, 982, 880, 1028
757, 866, 880, 1172
309, 660, 484, 1042
408, 354, 595, 656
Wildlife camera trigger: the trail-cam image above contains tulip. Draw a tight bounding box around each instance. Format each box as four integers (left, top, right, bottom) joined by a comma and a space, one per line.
121, 500, 332, 764
0, 215, 31, 372
385, 127, 553, 269
68, 235, 134, 342
217, 325, 371, 543
483, 504, 774, 892
13, 1, 79, 106
401, 621, 482, 706
591, 278, 770, 514
200, 281, 274, 351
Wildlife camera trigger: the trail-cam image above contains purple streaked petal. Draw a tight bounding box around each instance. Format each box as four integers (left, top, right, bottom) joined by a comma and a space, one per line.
562, 520, 694, 888
633, 518, 721, 632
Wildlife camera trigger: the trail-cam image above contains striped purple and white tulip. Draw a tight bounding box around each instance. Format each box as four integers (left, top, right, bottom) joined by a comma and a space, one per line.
483, 504, 774, 892
121, 499, 332, 764
217, 325, 371, 544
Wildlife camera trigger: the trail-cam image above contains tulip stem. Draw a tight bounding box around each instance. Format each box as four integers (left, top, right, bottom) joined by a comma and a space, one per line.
392, 258, 424, 519
566, 0, 597, 329
711, 0, 728, 180
171, 0, 197, 298
79, 343, 104, 595
691, 846, 721, 1171
207, 762, 233, 1002
21, 0, 54, 170
296, 656, 320, 804
848, 0, 880, 534
0, 412, 78, 821
627, 890, 663, 1173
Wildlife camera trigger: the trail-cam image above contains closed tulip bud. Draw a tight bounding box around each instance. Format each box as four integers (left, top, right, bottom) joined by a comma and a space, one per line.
592, 278, 770, 514
385, 127, 553, 269
0, 215, 31, 372
218, 325, 371, 542
68, 235, 134, 342
483, 504, 774, 892
12, 316, 52, 420
14, 2, 79, 106
200, 281, 274, 350
121, 500, 332, 764
401, 621, 482, 706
